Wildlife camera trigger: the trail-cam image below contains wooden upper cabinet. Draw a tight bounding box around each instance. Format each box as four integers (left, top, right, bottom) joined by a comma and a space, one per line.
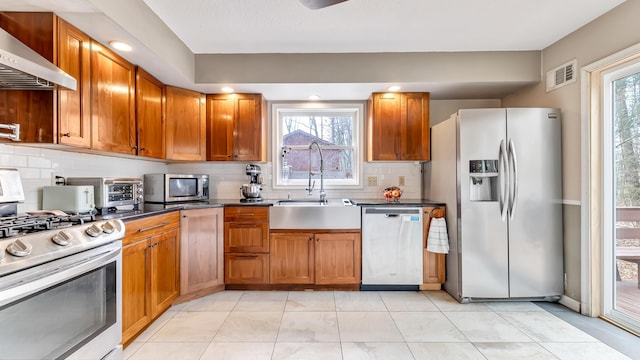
135, 68, 165, 159
90, 41, 136, 155
165, 86, 206, 161
0, 12, 56, 144
368, 92, 430, 161
206, 93, 266, 161
57, 19, 91, 147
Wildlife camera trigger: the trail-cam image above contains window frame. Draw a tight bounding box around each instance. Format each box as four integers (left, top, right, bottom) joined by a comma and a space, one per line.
271, 101, 365, 190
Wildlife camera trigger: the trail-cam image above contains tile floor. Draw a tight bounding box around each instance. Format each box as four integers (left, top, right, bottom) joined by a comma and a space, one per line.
123, 290, 636, 360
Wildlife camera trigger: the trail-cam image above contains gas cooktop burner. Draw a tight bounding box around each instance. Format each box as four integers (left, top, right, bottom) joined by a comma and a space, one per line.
240, 198, 263, 203
0, 213, 96, 238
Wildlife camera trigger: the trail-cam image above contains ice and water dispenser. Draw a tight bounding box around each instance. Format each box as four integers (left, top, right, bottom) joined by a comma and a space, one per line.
469, 159, 499, 201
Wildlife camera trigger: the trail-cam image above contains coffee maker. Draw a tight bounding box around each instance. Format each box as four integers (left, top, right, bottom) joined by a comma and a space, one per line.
240, 164, 263, 201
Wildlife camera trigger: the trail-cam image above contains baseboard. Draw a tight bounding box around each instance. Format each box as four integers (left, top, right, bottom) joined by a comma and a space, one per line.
559, 295, 581, 312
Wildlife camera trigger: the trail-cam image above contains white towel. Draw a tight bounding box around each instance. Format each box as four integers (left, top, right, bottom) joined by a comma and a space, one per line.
427, 217, 449, 254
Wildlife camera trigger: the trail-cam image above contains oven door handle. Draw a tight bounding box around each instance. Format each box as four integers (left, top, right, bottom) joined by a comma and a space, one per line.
0, 242, 121, 307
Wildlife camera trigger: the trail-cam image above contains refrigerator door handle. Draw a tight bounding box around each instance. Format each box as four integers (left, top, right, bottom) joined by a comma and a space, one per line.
499, 140, 508, 221
508, 139, 518, 220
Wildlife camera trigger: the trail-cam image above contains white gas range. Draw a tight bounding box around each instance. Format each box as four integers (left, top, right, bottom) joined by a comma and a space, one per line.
0, 168, 125, 360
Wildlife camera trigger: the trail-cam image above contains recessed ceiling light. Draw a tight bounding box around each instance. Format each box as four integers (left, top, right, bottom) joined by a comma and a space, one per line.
109, 41, 132, 52
308, 95, 321, 100
221, 87, 234, 93
388, 85, 401, 91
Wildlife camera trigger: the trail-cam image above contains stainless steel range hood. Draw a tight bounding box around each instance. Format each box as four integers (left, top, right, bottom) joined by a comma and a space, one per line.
0, 27, 76, 91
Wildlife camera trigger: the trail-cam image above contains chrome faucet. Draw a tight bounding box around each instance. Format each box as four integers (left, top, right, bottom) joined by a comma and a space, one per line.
306, 141, 326, 203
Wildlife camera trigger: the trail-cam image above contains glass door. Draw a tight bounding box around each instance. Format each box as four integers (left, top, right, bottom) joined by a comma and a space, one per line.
603, 57, 640, 334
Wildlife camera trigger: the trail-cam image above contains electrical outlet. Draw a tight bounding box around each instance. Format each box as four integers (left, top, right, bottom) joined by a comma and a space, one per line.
51, 172, 64, 186
398, 176, 405, 186
367, 176, 378, 186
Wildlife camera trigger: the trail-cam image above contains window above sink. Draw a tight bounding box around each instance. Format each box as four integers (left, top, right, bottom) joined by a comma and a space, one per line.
271, 102, 364, 190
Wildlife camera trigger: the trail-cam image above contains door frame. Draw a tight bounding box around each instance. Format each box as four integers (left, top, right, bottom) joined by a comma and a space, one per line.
581, 42, 640, 328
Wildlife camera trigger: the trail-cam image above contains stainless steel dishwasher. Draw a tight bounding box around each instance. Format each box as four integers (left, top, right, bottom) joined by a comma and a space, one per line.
361, 206, 423, 290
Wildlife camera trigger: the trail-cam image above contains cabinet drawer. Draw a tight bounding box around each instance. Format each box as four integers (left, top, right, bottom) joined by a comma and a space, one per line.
224, 222, 269, 253
224, 206, 268, 222
123, 211, 180, 246
224, 253, 269, 284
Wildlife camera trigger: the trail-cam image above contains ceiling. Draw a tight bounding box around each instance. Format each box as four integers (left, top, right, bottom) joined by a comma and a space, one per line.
0, 0, 627, 100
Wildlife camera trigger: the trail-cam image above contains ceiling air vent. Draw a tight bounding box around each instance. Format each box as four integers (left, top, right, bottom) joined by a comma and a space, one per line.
546, 59, 577, 92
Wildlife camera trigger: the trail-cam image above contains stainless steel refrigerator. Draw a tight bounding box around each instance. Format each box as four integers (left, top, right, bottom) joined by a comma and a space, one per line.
424, 108, 563, 302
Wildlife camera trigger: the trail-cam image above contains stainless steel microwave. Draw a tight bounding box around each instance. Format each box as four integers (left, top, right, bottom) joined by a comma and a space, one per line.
144, 174, 209, 203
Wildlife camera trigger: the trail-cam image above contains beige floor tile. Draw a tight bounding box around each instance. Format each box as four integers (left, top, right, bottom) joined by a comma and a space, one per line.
132, 310, 178, 342
234, 291, 288, 312
485, 301, 545, 312
342, 342, 414, 360
149, 311, 229, 343
444, 311, 533, 342
285, 290, 335, 311
277, 311, 339, 342
128, 342, 208, 360
214, 311, 282, 342
182, 290, 243, 312
475, 342, 556, 360
425, 291, 492, 312
335, 291, 387, 311
337, 312, 404, 342
499, 311, 598, 342
200, 342, 274, 360
379, 291, 439, 311
408, 343, 486, 360
122, 342, 143, 360
391, 311, 467, 342
540, 342, 631, 360
272, 342, 342, 360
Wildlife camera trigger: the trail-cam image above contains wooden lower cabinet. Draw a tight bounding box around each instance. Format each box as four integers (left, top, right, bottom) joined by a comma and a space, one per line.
224, 206, 270, 285
421, 206, 446, 290
225, 253, 269, 284
122, 212, 180, 345
270, 232, 314, 284
269, 231, 361, 285
178, 208, 224, 301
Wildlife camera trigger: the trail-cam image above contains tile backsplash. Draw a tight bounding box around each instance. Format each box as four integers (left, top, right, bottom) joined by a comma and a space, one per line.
0, 144, 423, 213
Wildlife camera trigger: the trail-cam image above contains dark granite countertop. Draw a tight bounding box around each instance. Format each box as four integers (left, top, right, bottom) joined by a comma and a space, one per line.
351, 199, 446, 207
95, 198, 446, 222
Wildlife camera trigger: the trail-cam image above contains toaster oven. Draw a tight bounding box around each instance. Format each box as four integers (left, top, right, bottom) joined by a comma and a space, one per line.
65, 177, 143, 213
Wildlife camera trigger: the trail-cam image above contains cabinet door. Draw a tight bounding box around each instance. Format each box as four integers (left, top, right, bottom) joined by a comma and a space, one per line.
122, 239, 151, 344
234, 94, 266, 161
166, 86, 206, 160
136, 68, 165, 159
315, 232, 361, 285
90, 41, 136, 154
402, 93, 430, 160
224, 254, 269, 284
150, 229, 180, 318
270, 232, 314, 284
206, 94, 234, 161
423, 207, 446, 285
369, 93, 402, 160
57, 19, 91, 147
180, 208, 224, 295
225, 222, 269, 253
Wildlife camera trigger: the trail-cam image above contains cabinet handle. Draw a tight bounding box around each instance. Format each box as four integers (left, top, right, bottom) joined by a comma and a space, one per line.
309, 237, 313, 241
139, 147, 146, 151
62, 132, 71, 137
138, 222, 170, 233
234, 255, 258, 258
237, 213, 255, 216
